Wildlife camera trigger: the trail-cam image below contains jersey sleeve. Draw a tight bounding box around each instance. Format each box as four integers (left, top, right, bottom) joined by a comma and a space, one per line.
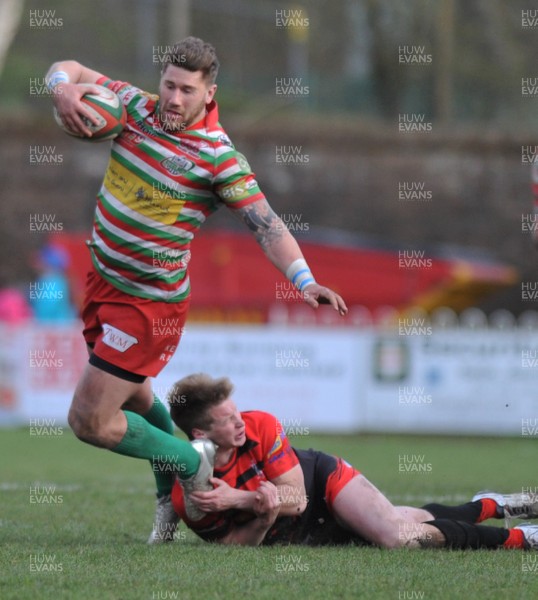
212, 143, 266, 209
96, 76, 157, 116
248, 411, 299, 480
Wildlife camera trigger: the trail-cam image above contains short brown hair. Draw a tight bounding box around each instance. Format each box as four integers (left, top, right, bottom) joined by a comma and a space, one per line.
168, 373, 233, 439
161, 37, 219, 84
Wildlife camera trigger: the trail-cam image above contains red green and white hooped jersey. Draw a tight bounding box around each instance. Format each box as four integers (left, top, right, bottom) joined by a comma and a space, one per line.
89, 76, 265, 302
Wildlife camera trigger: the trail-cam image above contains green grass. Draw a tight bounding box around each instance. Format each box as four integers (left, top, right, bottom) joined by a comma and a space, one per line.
1, 429, 537, 599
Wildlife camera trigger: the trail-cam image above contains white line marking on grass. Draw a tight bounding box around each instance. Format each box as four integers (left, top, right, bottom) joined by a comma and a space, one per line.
0, 482, 82, 492
1, 482, 156, 495
386, 494, 469, 504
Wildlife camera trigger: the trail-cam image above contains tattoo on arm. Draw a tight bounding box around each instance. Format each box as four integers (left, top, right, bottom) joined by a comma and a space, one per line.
237, 201, 286, 251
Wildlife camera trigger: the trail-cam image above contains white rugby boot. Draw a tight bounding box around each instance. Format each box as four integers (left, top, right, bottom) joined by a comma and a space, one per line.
514, 523, 538, 550
147, 493, 178, 544
473, 491, 538, 528
180, 439, 217, 521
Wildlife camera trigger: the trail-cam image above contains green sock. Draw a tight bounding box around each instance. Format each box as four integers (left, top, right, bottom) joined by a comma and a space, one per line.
113, 410, 200, 490
144, 395, 174, 436
142, 396, 176, 497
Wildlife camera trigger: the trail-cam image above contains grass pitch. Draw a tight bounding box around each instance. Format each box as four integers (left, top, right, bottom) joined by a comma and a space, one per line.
1, 428, 537, 599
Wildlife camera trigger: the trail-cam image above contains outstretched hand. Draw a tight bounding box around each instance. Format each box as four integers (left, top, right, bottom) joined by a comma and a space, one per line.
302, 283, 348, 316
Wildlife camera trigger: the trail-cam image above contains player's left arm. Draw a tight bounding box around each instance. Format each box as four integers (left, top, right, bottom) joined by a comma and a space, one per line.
190, 465, 306, 517
269, 463, 308, 516
231, 199, 348, 315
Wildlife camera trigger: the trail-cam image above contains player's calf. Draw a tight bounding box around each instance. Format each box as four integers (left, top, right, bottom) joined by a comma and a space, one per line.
390, 521, 446, 549
426, 519, 530, 550
67, 404, 103, 446
67, 403, 124, 448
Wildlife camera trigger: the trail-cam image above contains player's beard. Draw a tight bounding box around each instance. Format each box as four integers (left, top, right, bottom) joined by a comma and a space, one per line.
159, 98, 207, 132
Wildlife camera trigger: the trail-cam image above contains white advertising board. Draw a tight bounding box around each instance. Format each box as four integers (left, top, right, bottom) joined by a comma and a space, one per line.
2, 324, 364, 432
2, 323, 537, 436
364, 331, 538, 435
157, 326, 364, 432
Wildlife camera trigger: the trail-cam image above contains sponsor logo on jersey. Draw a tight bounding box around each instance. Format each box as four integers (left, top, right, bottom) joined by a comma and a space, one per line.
104, 158, 185, 224
179, 138, 209, 158
134, 118, 158, 137
122, 130, 145, 145
161, 155, 194, 176
250, 461, 264, 477
102, 324, 138, 352
220, 179, 258, 201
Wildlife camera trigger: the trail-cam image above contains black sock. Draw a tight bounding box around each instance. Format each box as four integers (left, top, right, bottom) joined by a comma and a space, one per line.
426, 519, 509, 549
422, 501, 482, 523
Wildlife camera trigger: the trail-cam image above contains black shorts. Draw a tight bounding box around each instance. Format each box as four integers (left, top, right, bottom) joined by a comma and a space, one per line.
262, 448, 367, 546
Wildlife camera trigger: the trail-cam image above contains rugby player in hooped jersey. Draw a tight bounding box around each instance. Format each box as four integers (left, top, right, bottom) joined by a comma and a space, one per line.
45, 37, 347, 544
168, 373, 538, 550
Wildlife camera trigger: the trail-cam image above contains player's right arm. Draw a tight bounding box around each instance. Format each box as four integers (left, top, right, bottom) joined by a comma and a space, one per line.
214, 481, 280, 546
45, 60, 105, 137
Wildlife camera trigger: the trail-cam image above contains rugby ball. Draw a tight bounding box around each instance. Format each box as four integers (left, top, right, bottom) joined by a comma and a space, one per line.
53, 84, 126, 141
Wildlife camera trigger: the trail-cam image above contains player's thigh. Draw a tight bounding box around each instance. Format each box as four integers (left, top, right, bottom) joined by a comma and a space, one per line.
331, 475, 404, 541
71, 363, 151, 424
122, 377, 154, 414
332, 477, 443, 548
81, 345, 155, 419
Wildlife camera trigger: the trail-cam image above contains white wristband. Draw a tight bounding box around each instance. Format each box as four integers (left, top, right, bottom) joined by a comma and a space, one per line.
285, 258, 316, 291
46, 70, 69, 91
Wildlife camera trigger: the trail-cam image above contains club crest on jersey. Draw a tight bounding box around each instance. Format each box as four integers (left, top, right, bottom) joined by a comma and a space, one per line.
161, 155, 194, 175
217, 133, 233, 147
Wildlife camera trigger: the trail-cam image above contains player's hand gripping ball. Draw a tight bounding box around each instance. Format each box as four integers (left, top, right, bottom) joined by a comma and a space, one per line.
54, 84, 126, 141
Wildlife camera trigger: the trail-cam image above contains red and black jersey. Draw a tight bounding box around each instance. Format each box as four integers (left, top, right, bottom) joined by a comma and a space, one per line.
171, 411, 364, 546
171, 411, 298, 540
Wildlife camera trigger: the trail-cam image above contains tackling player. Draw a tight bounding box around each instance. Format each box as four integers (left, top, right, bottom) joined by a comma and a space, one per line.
45, 37, 347, 544
169, 373, 538, 550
